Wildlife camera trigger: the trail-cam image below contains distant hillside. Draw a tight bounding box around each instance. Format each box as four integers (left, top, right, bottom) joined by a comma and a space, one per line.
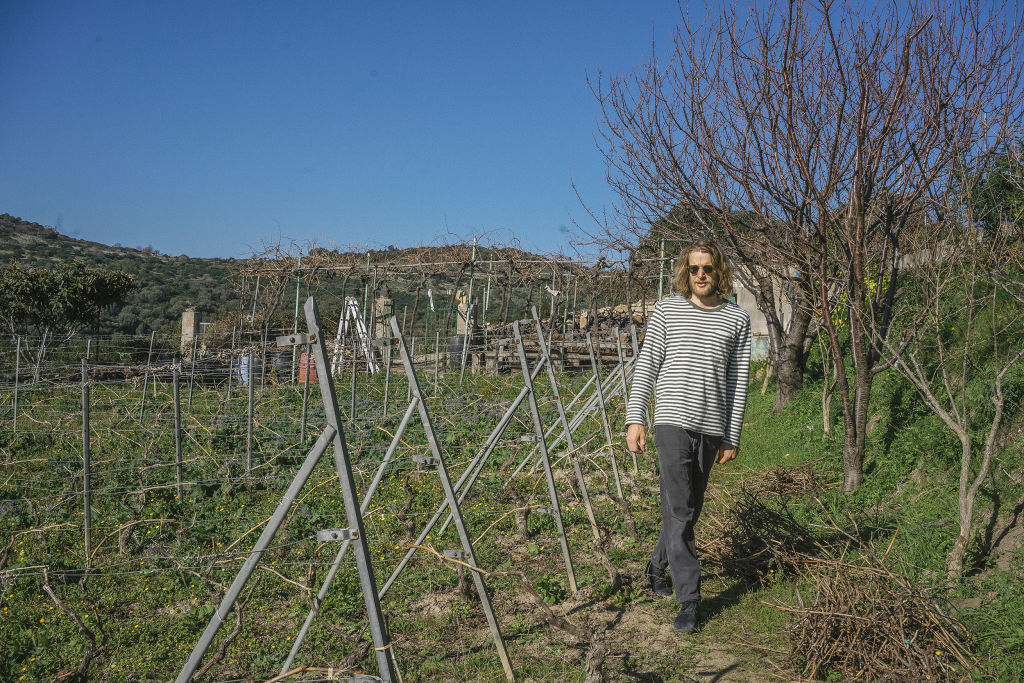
1, 214, 572, 338
0, 214, 240, 335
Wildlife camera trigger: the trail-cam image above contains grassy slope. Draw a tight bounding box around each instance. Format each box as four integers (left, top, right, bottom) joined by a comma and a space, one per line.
735, 369, 1024, 681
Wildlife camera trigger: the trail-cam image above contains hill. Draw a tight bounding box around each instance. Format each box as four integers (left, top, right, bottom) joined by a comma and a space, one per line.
1, 213, 243, 335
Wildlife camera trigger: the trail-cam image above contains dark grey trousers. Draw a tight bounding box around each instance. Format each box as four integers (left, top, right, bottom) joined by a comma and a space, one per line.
650, 425, 719, 603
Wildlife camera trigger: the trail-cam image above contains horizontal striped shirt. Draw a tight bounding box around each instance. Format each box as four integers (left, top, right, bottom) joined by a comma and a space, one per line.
626, 296, 751, 447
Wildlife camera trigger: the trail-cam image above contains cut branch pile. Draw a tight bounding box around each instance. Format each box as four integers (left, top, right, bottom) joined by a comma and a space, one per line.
743, 460, 826, 498
779, 558, 975, 681
702, 489, 824, 583
702, 485, 977, 681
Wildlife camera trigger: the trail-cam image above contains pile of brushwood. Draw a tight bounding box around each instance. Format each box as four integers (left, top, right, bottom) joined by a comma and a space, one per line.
699, 465, 975, 682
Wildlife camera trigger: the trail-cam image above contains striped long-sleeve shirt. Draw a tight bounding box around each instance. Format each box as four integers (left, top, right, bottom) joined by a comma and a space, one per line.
625, 296, 751, 447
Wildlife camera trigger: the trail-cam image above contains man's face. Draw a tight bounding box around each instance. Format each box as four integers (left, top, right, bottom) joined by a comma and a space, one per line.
688, 250, 716, 297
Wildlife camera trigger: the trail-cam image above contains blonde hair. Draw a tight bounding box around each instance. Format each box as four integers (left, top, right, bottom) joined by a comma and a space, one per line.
672, 240, 733, 298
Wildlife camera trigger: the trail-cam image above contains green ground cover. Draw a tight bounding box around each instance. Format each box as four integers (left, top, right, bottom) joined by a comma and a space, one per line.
1, 360, 1022, 681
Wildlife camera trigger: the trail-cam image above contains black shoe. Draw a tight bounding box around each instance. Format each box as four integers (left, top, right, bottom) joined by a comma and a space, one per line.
673, 600, 699, 633
645, 561, 673, 597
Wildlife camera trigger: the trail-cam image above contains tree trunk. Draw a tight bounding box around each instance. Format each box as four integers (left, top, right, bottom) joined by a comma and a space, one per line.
837, 360, 868, 493
947, 437, 974, 577
842, 296, 875, 494
948, 376, 1005, 578
409, 275, 427, 336
773, 301, 813, 413
774, 358, 803, 411
817, 252, 858, 493
32, 326, 49, 383
822, 382, 833, 434
747, 270, 815, 414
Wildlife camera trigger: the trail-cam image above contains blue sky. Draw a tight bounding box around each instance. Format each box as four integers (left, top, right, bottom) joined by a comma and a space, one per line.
1, 1, 696, 258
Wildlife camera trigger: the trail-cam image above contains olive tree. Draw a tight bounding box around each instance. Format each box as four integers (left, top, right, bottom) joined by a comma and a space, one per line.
0, 260, 135, 378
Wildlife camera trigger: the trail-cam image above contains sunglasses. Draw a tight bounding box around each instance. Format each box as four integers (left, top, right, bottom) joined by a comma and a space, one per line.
688, 265, 715, 276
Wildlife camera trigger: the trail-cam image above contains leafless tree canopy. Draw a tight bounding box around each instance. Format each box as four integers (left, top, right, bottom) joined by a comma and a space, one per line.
591, 0, 1024, 491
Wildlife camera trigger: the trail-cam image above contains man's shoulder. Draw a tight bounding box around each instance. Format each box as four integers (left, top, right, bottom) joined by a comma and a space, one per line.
722, 300, 750, 323
655, 295, 689, 312
649, 296, 680, 318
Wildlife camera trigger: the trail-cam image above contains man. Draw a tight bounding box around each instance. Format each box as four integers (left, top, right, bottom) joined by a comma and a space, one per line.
625, 240, 751, 633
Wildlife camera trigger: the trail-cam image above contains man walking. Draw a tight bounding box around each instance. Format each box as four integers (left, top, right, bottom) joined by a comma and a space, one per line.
625, 240, 751, 633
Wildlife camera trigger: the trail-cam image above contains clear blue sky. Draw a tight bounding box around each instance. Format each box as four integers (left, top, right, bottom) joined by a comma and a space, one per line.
1, 1, 698, 258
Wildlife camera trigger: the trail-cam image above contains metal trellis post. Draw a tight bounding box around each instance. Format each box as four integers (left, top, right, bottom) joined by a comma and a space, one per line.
586, 332, 624, 500
227, 325, 236, 401
250, 274, 260, 326
187, 332, 198, 409
380, 350, 549, 598
13, 335, 20, 434
173, 368, 183, 500
139, 330, 155, 422
177, 425, 344, 682
383, 339, 391, 417
291, 253, 302, 383
483, 260, 493, 351
390, 315, 515, 681
658, 238, 665, 300
433, 330, 440, 383
530, 308, 600, 542
280, 394, 419, 675
513, 321, 578, 593
299, 344, 310, 444
614, 326, 637, 472
247, 354, 254, 473
306, 297, 396, 681
260, 325, 268, 388
81, 359, 92, 564
407, 336, 415, 402
350, 337, 357, 419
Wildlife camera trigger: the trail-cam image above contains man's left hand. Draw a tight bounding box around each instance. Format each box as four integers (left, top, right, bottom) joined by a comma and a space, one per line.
717, 445, 738, 464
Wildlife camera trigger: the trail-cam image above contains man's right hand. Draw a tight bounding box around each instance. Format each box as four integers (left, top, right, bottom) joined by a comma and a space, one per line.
626, 423, 646, 454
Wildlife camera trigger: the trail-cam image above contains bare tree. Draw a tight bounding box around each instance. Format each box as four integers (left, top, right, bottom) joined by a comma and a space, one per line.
878, 205, 1024, 577
591, 0, 1024, 491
